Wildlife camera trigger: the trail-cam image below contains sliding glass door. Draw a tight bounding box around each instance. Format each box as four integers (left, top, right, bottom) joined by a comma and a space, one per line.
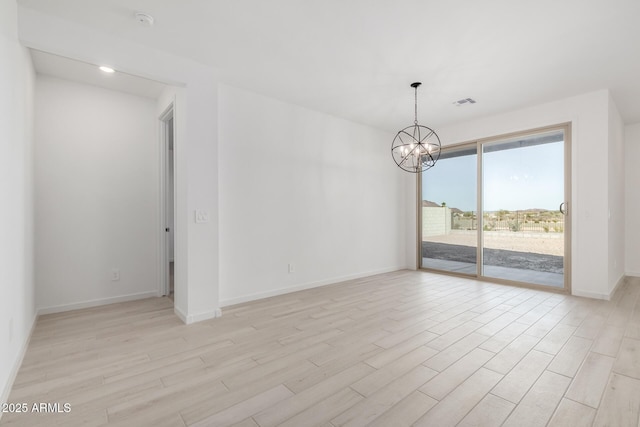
481, 129, 567, 288
420, 125, 570, 291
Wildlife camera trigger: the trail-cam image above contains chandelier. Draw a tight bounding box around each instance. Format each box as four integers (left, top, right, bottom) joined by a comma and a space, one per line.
391, 82, 441, 173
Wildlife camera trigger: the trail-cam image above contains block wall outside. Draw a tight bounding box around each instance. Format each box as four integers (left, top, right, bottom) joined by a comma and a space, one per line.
422, 207, 451, 237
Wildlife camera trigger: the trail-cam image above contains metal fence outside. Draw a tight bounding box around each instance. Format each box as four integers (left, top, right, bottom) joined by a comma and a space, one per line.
453, 216, 564, 233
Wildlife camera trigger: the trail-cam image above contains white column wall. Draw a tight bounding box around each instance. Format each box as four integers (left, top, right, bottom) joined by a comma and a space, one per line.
0, 0, 36, 411
625, 122, 640, 276
607, 94, 625, 292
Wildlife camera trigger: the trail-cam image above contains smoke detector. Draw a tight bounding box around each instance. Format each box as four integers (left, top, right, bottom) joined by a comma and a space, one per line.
135, 12, 154, 27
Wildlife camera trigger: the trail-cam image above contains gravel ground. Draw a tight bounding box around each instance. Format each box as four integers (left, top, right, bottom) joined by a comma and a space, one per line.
422, 241, 564, 274
424, 231, 564, 256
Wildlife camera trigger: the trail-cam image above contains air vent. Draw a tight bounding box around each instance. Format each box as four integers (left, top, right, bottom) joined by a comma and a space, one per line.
453, 98, 477, 106
135, 12, 154, 27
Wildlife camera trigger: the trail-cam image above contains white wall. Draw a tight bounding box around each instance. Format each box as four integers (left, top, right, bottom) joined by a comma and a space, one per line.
0, 0, 36, 411
405, 175, 418, 269
35, 76, 158, 312
435, 90, 613, 298
625, 122, 640, 276
218, 85, 406, 305
607, 95, 625, 292
19, 7, 221, 323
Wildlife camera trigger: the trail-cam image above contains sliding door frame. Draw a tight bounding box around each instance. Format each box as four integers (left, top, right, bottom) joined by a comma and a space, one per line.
418, 122, 572, 294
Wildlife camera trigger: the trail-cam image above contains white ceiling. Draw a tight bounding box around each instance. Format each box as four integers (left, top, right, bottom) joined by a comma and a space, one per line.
18, 0, 640, 131
30, 49, 168, 99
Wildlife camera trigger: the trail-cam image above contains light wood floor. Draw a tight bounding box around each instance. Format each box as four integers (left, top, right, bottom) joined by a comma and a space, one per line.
2, 271, 640, 426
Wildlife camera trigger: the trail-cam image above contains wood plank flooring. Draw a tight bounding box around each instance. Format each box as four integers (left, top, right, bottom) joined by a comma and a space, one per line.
2, 271, 640, 426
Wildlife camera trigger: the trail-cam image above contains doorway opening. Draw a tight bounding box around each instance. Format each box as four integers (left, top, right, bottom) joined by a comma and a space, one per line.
160, 105, 176, 301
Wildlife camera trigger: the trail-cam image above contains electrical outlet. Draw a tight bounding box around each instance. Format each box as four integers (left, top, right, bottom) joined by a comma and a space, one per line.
288, 263, 295, 273
111, 268, 120, 281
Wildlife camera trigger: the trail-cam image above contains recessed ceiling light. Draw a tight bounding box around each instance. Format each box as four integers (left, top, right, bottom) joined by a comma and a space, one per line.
99, 66, 115, 73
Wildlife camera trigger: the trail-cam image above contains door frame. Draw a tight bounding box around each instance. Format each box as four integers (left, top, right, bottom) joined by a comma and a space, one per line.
417, 122, 572, 293
158, 103, 176, 297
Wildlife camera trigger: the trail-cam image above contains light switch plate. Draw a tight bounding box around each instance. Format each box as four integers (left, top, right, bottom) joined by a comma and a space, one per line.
195, 209, 210, 223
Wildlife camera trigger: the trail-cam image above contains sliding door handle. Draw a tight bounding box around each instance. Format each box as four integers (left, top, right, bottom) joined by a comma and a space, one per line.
559, 202, 567, 215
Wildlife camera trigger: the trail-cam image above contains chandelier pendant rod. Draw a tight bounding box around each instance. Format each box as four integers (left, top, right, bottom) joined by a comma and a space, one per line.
414, 84, 418, 125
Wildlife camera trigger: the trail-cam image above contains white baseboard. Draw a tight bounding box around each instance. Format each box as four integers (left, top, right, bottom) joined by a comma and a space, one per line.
572, 274, 627, 301
0, 312, 37, 417
220, 266, 403, 307
186, 308, 222, 324
571, 289, 610, 300
174, 305, 222, 325
608, 274, 626, 299
37, 291, 158, 315
174, 305, 187, 323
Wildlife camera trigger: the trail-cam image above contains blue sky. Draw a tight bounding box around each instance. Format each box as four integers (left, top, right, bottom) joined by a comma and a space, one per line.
422, 142, 564, 212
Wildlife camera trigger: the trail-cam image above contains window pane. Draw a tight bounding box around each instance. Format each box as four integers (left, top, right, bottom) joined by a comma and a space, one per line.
421, 145, 477, 274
